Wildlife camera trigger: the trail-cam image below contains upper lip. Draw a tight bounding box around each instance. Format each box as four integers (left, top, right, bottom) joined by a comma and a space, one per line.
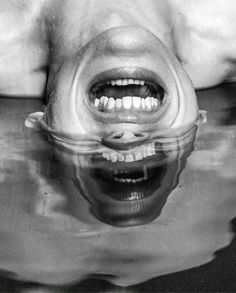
85, 67, 169, 124
87, 67, 168, 93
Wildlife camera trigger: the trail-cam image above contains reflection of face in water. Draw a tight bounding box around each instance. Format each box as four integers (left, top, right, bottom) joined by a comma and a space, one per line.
53, 125, 197, 227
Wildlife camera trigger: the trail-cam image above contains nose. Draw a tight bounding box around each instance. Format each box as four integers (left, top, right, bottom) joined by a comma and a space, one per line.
102, 130, 150, 150
103, 26, 156, 57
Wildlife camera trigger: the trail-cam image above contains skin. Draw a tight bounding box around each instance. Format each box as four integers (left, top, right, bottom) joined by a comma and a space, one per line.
0, 0, 236, 139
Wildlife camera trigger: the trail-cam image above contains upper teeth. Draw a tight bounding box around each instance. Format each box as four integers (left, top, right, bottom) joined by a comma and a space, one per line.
107, 79, 145, 86
95, 96, 160, 112
102, 142, 156, 163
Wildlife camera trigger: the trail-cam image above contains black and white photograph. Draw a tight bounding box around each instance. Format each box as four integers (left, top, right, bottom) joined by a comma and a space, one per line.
0, 0, 235, 292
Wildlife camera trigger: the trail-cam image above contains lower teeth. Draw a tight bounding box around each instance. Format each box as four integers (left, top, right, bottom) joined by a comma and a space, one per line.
94, 96, 160, 112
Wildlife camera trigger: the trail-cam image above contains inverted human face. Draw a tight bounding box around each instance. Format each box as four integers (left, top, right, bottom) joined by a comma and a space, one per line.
44, 1, 198, 142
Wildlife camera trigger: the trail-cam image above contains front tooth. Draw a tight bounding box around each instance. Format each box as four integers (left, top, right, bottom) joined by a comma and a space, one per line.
147, 143, 155, 156
95, 98, 99, 108
105, 152, 111, 161
125, 153, 134, 162
117, 153, 125, 161
111, 152, 118, 162
116, 79, 123, 86
133, 96, 141, 109
107, 97, 115, 110
143, 147, 147, 158
134, 80, 140, 85
145, 97, 152, 111
123, 96, 132, 109
116, 98, 122, 109
134, 151, 143, 161
101, 96, 109, 109
111, 80, 116, 86
140, 80, 145, 86
128, 79, 134, 85
122, 79, 128, 86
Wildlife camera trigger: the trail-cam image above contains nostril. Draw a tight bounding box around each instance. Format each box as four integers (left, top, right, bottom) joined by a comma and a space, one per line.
113, 133, 124, 139
135, 133, 145, 138
102, 131, 150, 150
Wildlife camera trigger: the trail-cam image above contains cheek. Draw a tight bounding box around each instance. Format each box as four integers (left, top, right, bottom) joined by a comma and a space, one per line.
46, 65, 81, 132
46, 66, 105, 137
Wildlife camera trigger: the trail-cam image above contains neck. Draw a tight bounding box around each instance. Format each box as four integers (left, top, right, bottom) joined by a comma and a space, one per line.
47, 0, 177, 60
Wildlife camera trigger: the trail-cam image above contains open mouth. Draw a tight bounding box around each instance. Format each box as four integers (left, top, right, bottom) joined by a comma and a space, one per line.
88, 146, 169, 202
89, 78, 164, 113
91, 155, 168, 202
77, 155, 170, 226
113, 166, 148, 185
87, 68, 167, 122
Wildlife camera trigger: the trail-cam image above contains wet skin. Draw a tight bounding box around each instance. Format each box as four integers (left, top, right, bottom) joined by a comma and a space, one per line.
0, 0, 236, 140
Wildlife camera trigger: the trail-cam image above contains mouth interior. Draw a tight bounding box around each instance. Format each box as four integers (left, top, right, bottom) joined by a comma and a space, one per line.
113, 166, 148, 184
89, 79, 164, 113
92, 160, 167, 201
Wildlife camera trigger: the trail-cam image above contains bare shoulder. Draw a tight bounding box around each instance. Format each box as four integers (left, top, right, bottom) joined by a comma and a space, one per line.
170, 0, 236, 39
169, 0, 236, 88
0, 0, 47, 45
0, 0, 49, 97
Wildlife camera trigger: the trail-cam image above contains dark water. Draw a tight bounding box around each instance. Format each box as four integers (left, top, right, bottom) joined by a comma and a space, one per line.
0, 84, 236, 292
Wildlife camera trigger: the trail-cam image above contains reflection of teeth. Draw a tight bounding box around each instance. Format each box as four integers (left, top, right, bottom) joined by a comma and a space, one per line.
147, 143, 156, 156
129, 192, 144, 199
134, 151, 143, 161
106, 79, 146, 86
143, 147, 147, 158
125, 153, 134, 162
114, 178, 146, 185
117, 152, 125, 161
111, 152, 118, 162
95, 96, 160, 112
102, 142, 156, 163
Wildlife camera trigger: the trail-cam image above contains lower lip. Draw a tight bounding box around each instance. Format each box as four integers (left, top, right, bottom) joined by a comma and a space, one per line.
89, 107, 166, 123
88, 101, 169, 124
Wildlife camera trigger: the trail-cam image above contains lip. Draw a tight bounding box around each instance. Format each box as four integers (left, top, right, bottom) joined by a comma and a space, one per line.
84, 67, 170, 124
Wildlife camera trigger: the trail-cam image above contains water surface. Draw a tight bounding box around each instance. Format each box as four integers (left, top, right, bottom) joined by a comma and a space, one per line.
0, 85, 236, 292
